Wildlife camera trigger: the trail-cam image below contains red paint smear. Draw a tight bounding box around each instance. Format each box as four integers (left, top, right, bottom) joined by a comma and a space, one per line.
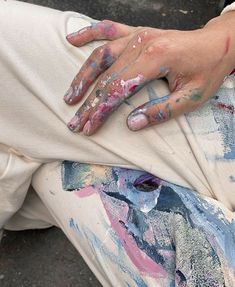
129, 85, 138, 93
216, 102, 234, 114
224, 36, 231, 57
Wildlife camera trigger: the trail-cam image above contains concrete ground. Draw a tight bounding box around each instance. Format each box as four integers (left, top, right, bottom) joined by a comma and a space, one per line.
0, 1, 223, 286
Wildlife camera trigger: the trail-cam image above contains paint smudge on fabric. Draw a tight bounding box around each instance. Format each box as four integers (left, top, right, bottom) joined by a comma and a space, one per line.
186, 74, 235, 160
62, 162, 235, 286
216, 102, 234, 114
147, 85, 159, 101
69, 217, 150, 287
229, 175, 235, 183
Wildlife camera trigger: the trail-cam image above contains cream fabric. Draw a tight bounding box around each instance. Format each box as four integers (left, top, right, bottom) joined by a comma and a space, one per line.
222, 2, 235, 14
0, 0, 235, 231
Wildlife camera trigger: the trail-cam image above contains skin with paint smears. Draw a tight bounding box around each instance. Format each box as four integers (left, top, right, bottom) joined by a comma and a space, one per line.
64, 14, 235, 135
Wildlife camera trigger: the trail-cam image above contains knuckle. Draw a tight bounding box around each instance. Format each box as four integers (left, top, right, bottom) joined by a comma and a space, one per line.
144, 38, 170, 56
136, 28, 155, 41
101, 19, 114, 25
92, 45, 107, 57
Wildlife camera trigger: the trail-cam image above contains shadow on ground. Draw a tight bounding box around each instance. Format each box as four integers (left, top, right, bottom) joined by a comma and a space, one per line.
0, 0, 222, 286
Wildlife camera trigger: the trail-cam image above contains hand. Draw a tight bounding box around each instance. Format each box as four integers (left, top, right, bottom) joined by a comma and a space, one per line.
65, 14, 235, 136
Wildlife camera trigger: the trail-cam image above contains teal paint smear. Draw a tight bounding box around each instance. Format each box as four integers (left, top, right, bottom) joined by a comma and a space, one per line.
188, 89, 202, 102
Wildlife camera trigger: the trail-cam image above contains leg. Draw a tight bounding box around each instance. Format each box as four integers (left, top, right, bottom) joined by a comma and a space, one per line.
0, 0, 226, 204
0, 0, 234, 228
31, 161, 235, 287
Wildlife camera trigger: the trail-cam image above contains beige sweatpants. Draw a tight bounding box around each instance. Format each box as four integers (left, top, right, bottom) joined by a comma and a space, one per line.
0, 0, 235, 226
1, 1, 235, 286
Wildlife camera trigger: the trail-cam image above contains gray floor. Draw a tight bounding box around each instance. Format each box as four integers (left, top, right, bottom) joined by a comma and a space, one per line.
0, 1, 223, 286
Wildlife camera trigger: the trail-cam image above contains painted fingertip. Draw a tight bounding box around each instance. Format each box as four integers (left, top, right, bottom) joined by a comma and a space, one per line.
66, 31, 80, 40
127, 113, 149, 131
67, 115, 80, 132
83, 120, 92, 136
64, 87, 74, 103
66, 27, 89, 40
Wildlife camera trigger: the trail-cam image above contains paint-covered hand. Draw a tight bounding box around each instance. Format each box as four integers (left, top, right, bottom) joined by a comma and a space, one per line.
65, 15, 235, 135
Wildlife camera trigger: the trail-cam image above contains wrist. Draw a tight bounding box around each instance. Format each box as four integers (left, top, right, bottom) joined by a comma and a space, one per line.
204, 12, 235, 70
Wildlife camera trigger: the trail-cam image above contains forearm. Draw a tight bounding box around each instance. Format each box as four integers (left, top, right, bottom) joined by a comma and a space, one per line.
204, 11, 235, 72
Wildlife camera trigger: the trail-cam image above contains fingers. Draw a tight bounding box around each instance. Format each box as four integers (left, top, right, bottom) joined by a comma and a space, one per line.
64, 37, 131, 105
67, 43, 149, 134
127, 86, 205, 131
82, 73, 146, 136
66, 20, 134, 47
66, 30, 172, 135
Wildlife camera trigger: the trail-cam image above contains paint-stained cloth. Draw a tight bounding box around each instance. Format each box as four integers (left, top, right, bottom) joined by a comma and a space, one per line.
0, 1, 235, 285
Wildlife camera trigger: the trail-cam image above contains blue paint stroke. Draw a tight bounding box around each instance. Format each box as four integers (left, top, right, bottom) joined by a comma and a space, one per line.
69, 218, 149, 287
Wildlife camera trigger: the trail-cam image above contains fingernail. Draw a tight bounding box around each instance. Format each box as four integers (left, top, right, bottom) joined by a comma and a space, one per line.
67, 115, 80, 132
64, 87, 74, 103
66, 27, 88, 39
83, 120, 92, 136
66, 31, 80, 40
127, 113, 149, 131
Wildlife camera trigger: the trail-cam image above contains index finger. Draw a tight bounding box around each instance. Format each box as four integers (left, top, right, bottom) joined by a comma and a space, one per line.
66, 20, 135, 47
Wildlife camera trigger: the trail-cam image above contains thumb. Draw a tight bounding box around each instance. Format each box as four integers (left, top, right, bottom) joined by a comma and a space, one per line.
127, 87, 204, 131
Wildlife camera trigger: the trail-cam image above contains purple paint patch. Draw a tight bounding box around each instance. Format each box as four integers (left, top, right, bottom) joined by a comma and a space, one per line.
134, 174, 161, 192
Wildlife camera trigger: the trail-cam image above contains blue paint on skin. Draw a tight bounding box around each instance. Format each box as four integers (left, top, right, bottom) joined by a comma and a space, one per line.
90, 61, 97, 69
129, 95, 170, 120
100, 48, 116, 70
159, 66, 169, 76
141, 95, 170, 109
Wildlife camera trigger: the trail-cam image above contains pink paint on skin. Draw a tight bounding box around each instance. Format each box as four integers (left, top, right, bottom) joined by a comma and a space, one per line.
74, 186, 97, 198
120, 74, 144, 97
85, 74, 145, 133
83, 120, 92, 135
99, 21, 117, 38
68, 115, 80, 131
127, 113, 149, 131
224, 36, 231, 57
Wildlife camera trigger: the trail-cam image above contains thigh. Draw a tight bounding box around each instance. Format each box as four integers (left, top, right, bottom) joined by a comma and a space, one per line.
0, 0, 234, 213
0, 0, 220, 206
32, 161, 235, 287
